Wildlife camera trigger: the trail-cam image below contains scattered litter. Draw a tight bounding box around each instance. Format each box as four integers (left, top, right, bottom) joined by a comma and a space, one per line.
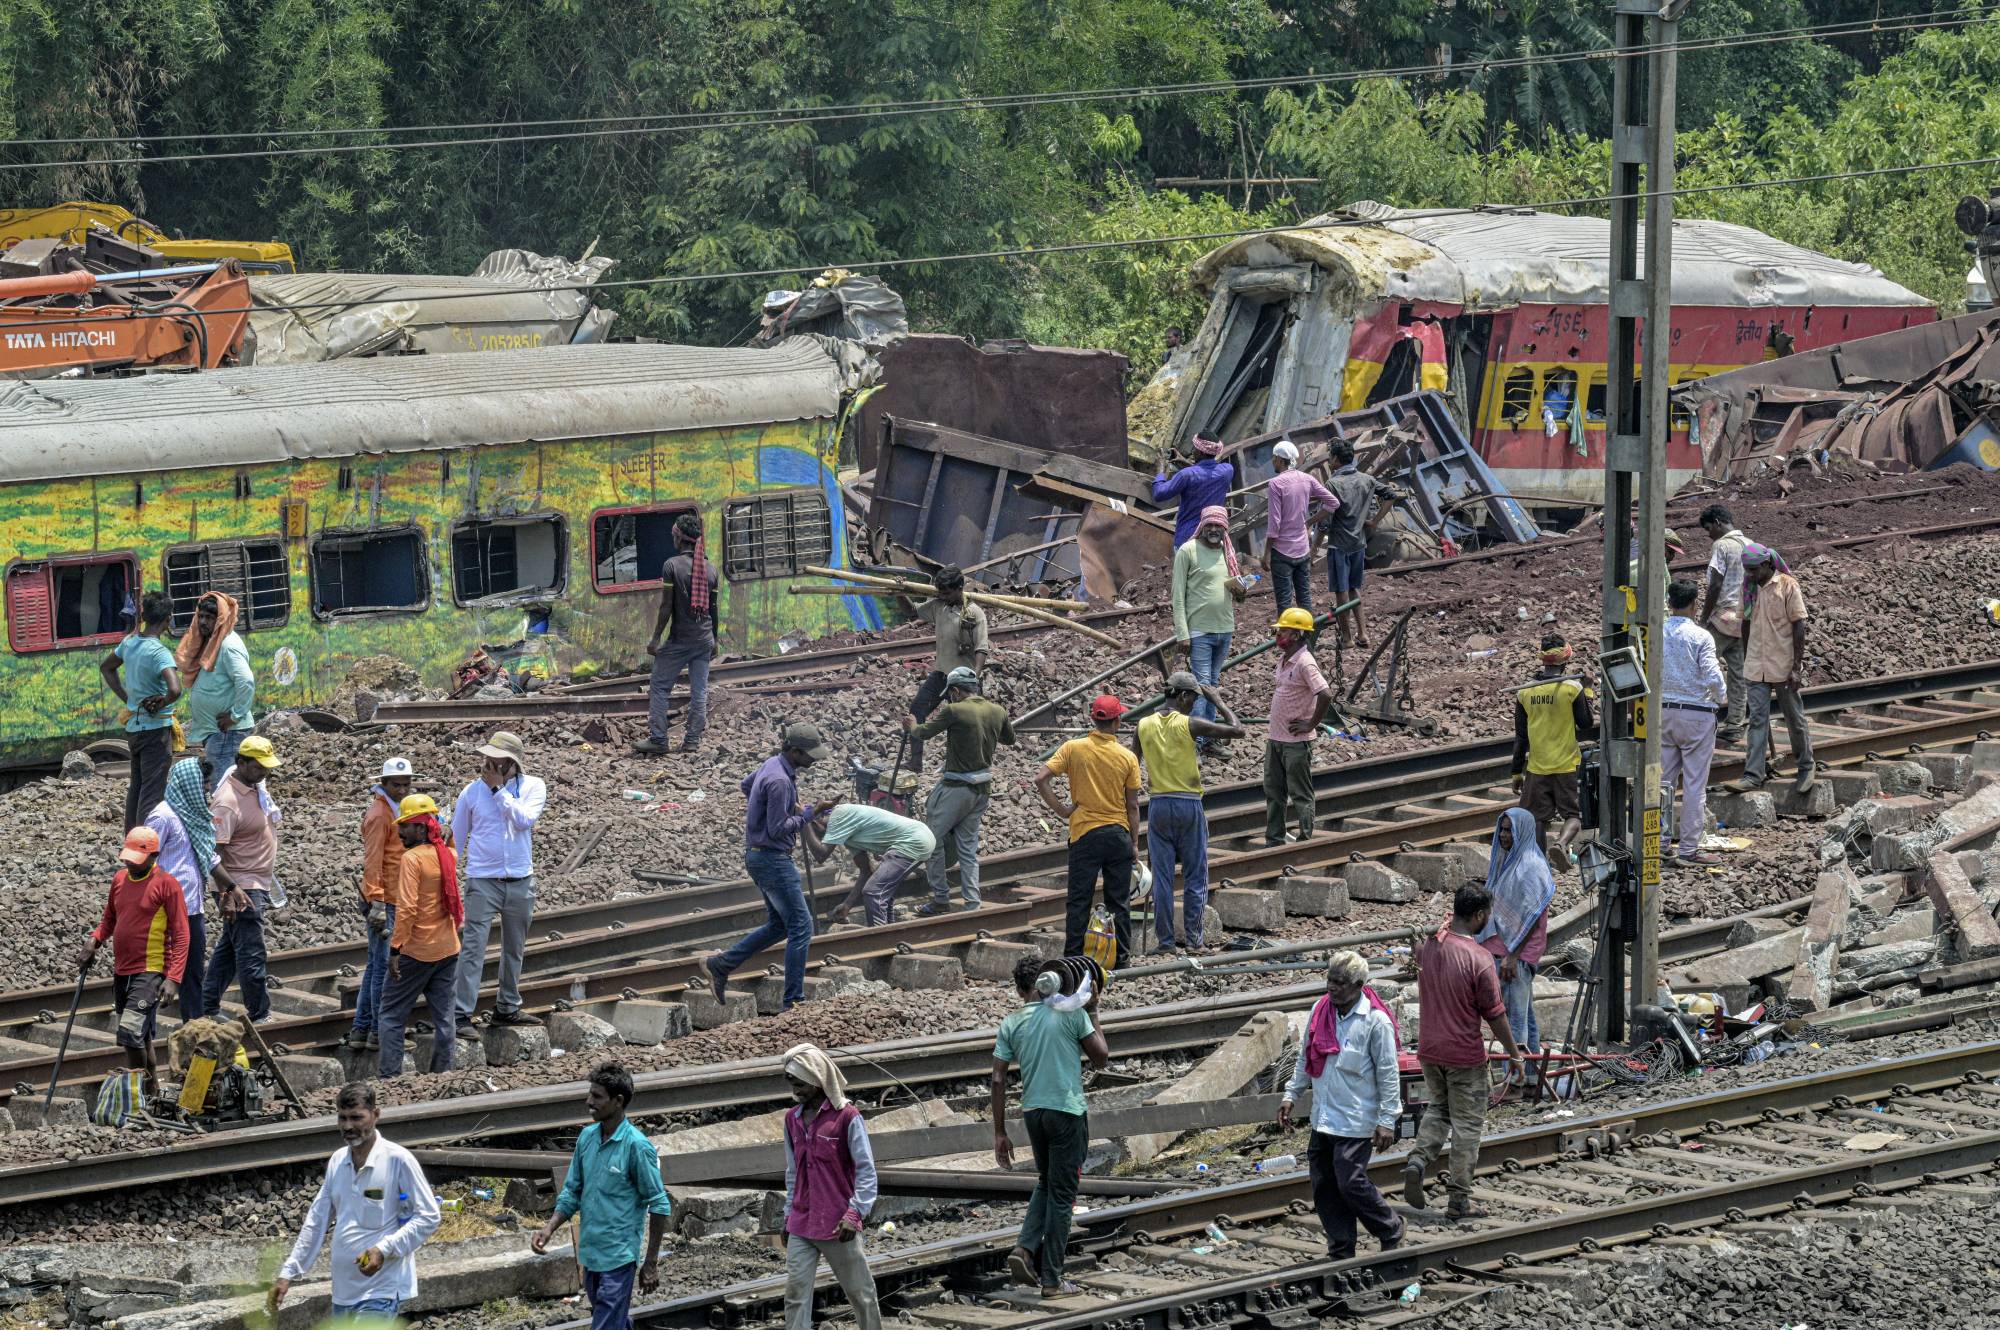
621, 790, 649, 801
880, 1221, 897, 1234
1400, 1284, 1422, 1304
1841, 1131, 1906, 1151
688, 790, 707, 803
1699, 833, 1754, 853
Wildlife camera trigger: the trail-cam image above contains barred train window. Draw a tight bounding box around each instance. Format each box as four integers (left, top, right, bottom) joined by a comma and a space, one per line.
164, 538, 290, 633
451, 515, 567, 605
722, 489, 832, 581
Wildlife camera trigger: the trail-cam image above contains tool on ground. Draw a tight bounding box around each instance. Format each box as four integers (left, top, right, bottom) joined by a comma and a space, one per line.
1340, 606, 1430, 734
40, 969, 89, 1126
238, 1014, 306, 1118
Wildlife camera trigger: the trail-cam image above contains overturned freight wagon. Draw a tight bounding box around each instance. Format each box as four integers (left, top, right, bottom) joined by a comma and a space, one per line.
0, 340, 876, 765
1133, 202, 1934, 505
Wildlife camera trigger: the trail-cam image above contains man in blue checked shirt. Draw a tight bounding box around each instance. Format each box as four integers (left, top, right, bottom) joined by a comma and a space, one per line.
1277, 950, 1405, 1258
533, 1063, 671, 1330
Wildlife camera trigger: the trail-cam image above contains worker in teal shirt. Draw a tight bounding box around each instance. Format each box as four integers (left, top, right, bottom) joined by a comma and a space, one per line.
101, 589, 181, 834
533, 1064, 672, 1330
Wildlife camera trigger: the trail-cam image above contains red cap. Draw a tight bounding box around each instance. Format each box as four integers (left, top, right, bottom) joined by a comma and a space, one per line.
120, 825, 160, 866
1090, 694, 1126, 721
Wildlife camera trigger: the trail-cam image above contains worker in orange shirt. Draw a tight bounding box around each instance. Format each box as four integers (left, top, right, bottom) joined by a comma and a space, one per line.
377, 795, 464, 1079
78, 826, 190, 1097
346, 757, 415, 1053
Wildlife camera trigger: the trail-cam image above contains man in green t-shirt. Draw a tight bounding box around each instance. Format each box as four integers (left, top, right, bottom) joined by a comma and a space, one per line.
807, 802, 937, 928
991, 955, 1109, 1298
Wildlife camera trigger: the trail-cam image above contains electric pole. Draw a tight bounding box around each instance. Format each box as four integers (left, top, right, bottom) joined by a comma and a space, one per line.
1596, 0, 1679, 1043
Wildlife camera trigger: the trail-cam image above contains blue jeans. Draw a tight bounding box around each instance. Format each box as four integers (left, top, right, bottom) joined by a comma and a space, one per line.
1146, 794, 1209, 948
1496, 956, 1539, 1055
647, 641, 711, 746
179, 912, 207, 1022
203, 727, 248, 791
1187, 631, 1232, 726
584, 1261, 637, 1330
202, 888, 270, 1022
352, 900, 395, 1034
332, 1297, 401, 1323
716, 848, 813, 1008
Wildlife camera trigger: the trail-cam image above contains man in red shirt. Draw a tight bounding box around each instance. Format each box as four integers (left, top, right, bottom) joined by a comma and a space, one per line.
1402, 883, 1522, 1220
78, 826, 190, 1096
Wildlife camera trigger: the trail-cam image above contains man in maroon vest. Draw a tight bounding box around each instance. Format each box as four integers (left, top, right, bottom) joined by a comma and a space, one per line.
781, 1043, 883, 1330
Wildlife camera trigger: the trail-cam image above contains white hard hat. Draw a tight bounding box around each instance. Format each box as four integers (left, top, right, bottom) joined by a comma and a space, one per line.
381, 757, 414, 778
1136, 862, 1154, 895
1272, 439, 1300, 462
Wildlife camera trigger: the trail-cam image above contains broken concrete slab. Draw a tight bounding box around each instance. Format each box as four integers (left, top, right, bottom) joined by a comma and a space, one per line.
1856, 873, 1912, 919
1837, 937, 1939, 981
272, 1055, 345, 1095
409, 1030, 486, 1073
1775, 781, 1836, 820
1124, 1012, 1286, 1165
1210, 888, 1284, 932
1440, 841, 1491, 885
1728, 917, 1796, 948
750, 971, 850, 1013
1855, 795, 1943, 836
1668, 926, 1805, 990
547, 1009, 621, 1054
1912, 752, 1972, 793
1343, 861, 1419, 903
611, 999, 691, 1046
1860, 906, 1936, 948
482, 1024, 552, 1066
1710, 790, 1775, 829
1971, 739, 2000, 773
1924, 847, 2000, 962
1785, 868, 1857, 1013
1862, 760, 1933, 795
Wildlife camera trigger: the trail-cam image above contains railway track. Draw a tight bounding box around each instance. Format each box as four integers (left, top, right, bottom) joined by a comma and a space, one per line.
7, 655, 2000, 1094
610, 1039, 2000, 1330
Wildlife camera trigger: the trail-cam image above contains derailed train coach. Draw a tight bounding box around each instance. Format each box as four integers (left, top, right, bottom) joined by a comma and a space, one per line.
0, 340, 883, 765
1130, 201, 1936, 505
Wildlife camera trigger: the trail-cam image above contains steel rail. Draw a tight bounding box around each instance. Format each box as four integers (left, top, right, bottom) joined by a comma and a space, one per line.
8, 657, 1999, 1075
0, 982, 1327, 1208
606, 1037, 2000, 1327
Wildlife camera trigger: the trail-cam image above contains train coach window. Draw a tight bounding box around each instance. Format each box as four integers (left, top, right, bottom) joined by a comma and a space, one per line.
452, 515, 567, 606
310, 526, 429, 618
723, 489, 833, 581
1585, 378, 1607, 423
591, 503, 696, 593
5, 554, 137, 652
164, 538, 290, 633
1498, 367, 1536, 425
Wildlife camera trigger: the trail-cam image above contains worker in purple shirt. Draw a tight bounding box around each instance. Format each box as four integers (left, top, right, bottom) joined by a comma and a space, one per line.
1261, 439, 1338, 614
1153, 432, 1236, 548
707, 723, 842, 1012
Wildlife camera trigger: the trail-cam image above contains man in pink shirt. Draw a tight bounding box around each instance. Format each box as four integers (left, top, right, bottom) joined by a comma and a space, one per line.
1260, 440, 1337, 615
1403, 884, 1523, 1220
1264, 608, 1332, 845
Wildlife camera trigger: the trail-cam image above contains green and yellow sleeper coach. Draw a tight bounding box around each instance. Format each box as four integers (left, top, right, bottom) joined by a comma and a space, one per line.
0, 340, 880, 765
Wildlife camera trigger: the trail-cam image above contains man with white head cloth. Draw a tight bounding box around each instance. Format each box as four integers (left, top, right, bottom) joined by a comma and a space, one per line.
1261, 438, 1337, 614
780, 1044, 882, 1330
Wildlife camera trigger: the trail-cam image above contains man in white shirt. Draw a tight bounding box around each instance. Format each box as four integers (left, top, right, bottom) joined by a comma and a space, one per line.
450, 731, 548, 1038
1662, 579, 1729, 866
271, 1084, 440, 1323
1696, 504, 1749, 744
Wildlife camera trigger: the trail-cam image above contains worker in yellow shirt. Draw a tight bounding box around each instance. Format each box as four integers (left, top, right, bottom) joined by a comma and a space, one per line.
1510, 633, 1594, 871
1035, 696, 1142, 968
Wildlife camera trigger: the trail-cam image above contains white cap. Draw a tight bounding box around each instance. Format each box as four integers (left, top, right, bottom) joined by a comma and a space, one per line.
381, 757, 414, 778
1273, 439, 1300, 462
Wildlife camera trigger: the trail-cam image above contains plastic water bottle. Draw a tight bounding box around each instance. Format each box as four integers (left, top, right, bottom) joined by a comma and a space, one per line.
472, 1187, 494, 1201
1400, 1284, 1421, 1305
1192, 1162, 1209, 1176
1254, 1153, 1297, 1173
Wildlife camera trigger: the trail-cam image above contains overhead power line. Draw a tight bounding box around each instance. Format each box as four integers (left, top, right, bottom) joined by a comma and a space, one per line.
0, 8, 1990, 171
0, 147, 1991, 334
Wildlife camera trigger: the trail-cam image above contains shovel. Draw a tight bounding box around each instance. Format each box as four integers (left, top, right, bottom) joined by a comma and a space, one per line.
883, 730, 911, 813
42, 967, 89, 1125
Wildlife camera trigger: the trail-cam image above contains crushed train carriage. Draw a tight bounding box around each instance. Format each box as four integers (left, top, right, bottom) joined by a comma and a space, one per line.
0, 339, 883, 765
1132, 202, 1937, 505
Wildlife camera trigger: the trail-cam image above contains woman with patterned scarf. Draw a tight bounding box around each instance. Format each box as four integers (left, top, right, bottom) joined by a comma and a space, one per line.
144, 756, 241, 1021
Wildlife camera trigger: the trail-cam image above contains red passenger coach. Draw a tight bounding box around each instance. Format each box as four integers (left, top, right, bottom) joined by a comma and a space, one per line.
1133, 203, 1935, 505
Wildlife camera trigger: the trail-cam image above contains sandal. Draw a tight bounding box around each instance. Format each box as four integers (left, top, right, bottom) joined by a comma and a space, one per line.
1007, 1248, 1037, 1287
1040, 1281, 1082, 1298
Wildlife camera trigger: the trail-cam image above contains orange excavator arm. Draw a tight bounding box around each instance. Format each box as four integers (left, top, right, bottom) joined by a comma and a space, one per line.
0, 260, 251, 375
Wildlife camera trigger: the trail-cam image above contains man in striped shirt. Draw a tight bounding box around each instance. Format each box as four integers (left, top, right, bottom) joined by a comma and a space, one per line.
79, 825, 190, 1096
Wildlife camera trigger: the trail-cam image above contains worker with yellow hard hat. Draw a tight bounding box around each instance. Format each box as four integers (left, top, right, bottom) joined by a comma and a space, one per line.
376, 791, 464, 1079
1265, 608, 1333, 844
